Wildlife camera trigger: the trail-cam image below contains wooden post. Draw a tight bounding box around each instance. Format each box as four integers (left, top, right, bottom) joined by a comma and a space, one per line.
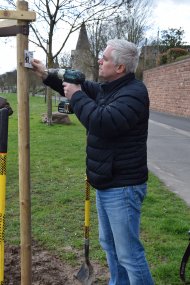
16, 1, 31, 284
0, 4, 35, 285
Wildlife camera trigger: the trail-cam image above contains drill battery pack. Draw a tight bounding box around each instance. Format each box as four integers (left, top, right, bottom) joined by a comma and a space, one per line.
58, 99, 73, 114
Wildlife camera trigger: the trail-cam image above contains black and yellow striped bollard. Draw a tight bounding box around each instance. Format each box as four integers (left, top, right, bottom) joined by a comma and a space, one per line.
0, 108, 9, 285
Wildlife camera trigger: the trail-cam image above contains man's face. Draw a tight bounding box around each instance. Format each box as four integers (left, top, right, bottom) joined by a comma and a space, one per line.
98, 45, 119, 82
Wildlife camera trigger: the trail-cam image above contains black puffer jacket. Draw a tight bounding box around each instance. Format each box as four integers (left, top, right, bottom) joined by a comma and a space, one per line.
44, 72, 149, 190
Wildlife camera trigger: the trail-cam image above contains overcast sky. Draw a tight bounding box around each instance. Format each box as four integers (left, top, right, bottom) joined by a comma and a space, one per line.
152, 0, 190, 40
0, 0, 190, 74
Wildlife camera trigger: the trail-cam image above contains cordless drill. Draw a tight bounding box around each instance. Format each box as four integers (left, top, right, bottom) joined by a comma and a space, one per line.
47, 68, 85, 114
46, 68, 85, 114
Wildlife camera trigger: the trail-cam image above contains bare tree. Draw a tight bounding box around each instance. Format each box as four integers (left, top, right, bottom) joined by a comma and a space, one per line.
58, 51, 72, 68
85, 20, 105, 81
0, 0, 128, 124
119, 0, 153, 45
87, 0, 153, 80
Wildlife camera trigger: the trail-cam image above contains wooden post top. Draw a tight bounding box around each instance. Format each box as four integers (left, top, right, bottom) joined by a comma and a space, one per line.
0, 10, 36, 21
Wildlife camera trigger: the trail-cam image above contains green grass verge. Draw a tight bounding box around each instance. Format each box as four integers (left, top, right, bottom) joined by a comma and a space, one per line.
2, 93, 190, 284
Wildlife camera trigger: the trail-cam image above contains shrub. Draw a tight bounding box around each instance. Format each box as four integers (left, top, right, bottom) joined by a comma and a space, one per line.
157, 48, 189, 65
167, 48, 188, 63
157, 52, 167, 65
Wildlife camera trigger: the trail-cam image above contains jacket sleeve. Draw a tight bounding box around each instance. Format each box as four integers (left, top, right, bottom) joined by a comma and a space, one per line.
70, 87, 149, 139
43, 75, 100, 99
43, 74, 64, 95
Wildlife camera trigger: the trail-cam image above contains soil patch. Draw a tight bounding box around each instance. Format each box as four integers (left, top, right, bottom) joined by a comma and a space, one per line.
4, 241, 109, 284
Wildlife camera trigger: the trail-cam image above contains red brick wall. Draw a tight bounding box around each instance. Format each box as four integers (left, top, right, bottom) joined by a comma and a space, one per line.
143, 58, 190, 118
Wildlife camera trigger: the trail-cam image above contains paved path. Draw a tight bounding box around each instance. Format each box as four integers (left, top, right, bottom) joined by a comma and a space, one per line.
148, 111, 190, 206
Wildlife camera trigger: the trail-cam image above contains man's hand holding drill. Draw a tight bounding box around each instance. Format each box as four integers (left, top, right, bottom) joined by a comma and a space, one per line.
63, 82, 81, 100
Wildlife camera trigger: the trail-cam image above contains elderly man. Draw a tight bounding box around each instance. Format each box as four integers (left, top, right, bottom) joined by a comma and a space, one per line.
32, 39, 154, 285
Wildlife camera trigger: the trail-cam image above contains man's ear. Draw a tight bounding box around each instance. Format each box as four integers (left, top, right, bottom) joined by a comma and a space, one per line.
116, 64, 126, 74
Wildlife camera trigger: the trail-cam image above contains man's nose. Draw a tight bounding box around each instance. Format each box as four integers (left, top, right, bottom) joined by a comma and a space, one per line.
98, 58, 103, 65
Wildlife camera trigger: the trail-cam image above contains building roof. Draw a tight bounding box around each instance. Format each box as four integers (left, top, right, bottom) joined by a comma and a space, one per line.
76, 22, 91, 50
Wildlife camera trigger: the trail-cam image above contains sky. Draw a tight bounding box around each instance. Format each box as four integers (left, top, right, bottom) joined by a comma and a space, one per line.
0, 0, 190, 75
150, 0, 190, 42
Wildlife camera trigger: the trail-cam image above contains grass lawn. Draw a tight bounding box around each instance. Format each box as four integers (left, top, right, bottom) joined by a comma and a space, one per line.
2, 93, 190, 284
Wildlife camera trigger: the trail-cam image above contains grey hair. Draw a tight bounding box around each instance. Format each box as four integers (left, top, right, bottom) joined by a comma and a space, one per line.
107, 39, 140, 73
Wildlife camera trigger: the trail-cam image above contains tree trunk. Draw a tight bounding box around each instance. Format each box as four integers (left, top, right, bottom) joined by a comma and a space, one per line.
46, 52, 54, 125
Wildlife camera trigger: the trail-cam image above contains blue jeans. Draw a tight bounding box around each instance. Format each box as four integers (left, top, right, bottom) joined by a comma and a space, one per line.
96, 184, 154, 285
